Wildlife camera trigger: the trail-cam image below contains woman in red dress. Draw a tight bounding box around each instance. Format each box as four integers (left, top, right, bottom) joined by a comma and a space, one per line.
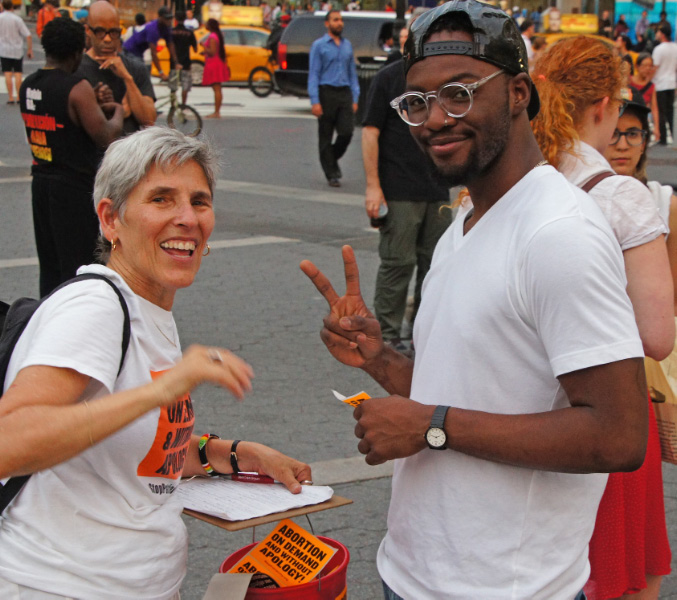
201, 18, 229, 119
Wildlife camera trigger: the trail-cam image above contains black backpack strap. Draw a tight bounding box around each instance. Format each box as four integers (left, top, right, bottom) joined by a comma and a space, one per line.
0, 273, 131, 513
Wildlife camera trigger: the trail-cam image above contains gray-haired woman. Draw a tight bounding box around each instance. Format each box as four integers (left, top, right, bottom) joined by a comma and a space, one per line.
0, 127, 311, 599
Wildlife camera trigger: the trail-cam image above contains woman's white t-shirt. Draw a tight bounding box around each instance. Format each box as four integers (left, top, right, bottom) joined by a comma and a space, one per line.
0, 265, 194, 600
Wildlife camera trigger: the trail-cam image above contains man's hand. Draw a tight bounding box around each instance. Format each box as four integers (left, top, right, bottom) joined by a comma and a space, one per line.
353, 396, 433, 464
99, 101, 123, 120
300, 245, 384, 368
95, 55, 132, 82
365, 184, 386, 219
93, 82, 114, 105
159, 71, 169, 81
352, 102, 358, 113
27, 49, 33, 59
311, 103, 323, 117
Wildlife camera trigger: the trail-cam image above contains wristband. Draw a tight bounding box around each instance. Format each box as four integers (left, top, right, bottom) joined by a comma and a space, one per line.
198, 433, 220, 476
230, 439, 241, 474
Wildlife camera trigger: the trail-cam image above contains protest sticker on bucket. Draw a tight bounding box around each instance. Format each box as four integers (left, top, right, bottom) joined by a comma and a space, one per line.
228, 519, 337, 587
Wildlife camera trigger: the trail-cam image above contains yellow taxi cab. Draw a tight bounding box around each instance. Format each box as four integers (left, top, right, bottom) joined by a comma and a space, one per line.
152, 25, 271, 86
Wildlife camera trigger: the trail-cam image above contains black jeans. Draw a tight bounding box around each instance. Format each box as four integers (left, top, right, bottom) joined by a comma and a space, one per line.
656, 89, 674, 143
32, 174, 99, 297
318, 85, 354, 180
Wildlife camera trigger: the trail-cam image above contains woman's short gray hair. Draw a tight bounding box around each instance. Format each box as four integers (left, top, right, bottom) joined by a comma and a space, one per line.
93, 127, 219, 261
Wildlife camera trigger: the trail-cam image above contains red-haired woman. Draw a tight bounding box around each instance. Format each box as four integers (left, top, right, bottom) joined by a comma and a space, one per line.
201, 18, 229, 119
532, 36, 674, 600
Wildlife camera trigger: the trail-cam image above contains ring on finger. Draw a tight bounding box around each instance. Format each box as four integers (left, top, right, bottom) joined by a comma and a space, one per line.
301, 480, 313, 485
207, 348, 224, 363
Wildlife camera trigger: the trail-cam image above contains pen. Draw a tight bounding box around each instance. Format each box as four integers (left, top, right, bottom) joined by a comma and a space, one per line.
222, 472, 276, 484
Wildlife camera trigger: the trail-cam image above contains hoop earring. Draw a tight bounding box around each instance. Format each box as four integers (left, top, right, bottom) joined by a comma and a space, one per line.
203, 244, 211, 256
111, 239, 117, 251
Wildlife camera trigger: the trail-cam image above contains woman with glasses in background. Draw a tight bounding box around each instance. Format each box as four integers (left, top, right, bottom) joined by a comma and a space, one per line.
532, 36, 674, 600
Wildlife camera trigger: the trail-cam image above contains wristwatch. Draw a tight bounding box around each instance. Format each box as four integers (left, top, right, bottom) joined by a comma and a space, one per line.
425, 405, 449, 450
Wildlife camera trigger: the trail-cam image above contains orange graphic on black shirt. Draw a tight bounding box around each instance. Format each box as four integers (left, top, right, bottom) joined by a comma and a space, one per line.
137, 370, 195, 479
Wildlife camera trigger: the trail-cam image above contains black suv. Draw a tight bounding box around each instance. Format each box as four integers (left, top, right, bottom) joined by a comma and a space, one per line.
275, 12, 401, 118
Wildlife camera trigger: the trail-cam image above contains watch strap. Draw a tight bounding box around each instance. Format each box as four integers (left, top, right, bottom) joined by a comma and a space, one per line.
431, 405, 449, 430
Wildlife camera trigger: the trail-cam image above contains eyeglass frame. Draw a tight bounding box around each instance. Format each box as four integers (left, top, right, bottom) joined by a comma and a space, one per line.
89, 26, 123, 40
609, 127, 648, 146
389, 69, 505, 126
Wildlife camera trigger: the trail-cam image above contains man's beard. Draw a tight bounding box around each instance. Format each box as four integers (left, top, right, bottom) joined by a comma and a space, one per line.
423, 95, 511, 188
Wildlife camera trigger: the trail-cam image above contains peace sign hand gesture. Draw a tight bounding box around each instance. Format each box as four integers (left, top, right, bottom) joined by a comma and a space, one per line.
300, 245, 384, 368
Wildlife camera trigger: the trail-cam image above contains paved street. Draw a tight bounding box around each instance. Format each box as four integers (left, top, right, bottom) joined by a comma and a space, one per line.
3, 34, 677, 599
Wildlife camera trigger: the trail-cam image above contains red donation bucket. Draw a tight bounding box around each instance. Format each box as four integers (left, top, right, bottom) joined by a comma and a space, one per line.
219, 536, 349, 600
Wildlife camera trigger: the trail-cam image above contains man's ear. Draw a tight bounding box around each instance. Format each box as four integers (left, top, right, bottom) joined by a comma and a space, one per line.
509, 73, 532, 117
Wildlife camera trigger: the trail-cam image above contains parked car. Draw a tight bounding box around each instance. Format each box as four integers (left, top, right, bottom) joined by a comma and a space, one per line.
275, 12, 403, 118
153, 25, 271, 85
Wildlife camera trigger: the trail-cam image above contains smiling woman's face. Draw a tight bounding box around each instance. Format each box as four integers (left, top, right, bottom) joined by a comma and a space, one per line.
603, 112, 646, 178
105, 160, 215, 309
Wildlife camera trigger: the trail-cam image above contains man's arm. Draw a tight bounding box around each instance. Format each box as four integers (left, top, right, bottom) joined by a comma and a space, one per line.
95, 55, 156, 127
168, 40, 181, 70
353, 357, 647, 473
26, 33, 33, 59
68, 80, 124, 148
362, 126, 386, 219
308, 40, 322, 116
348, 41, 360, 109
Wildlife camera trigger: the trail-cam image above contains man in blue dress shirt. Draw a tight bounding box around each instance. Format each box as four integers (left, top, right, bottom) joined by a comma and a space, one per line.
308, 10, 360, 187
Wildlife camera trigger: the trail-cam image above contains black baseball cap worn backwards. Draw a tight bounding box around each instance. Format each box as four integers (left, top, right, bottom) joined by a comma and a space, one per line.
403, 0, 540, 119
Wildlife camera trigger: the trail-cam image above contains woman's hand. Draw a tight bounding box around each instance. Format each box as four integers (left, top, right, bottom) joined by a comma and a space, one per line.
153, 345, 254, 407
236, 441, 312, 494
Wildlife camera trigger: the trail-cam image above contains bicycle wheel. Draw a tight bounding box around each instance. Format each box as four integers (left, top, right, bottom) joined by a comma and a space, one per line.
249, 66, 274, 98
167, 104, 202, 137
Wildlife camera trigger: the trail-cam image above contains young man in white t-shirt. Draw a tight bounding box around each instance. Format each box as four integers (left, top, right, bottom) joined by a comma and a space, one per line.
301, 2, 653, 598
652, 24, 677, 144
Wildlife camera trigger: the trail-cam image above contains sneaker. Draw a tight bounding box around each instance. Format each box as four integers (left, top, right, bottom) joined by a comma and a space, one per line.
328, 178, 340, 188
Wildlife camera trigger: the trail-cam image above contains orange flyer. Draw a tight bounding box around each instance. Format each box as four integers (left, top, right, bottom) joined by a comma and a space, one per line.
228, 519, 337, 587
331, 389, 371, 407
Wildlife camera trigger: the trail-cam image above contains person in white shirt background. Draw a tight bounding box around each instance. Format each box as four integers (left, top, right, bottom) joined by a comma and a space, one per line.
0, 0, 32, 104
652, 23, 677, 145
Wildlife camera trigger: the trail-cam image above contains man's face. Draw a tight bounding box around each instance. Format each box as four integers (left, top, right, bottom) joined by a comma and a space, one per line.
642, 11, 647, 18
602, 10, 609, 19
87, 11, 120, 57
325, 12, 344, 36
406, 30, 512, 188
187, 9, 194, 18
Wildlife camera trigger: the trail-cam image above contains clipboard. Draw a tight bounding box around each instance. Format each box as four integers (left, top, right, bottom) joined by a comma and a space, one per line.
183, 494, 353, 531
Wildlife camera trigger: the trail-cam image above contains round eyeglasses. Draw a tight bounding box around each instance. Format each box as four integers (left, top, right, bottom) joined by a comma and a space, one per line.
90, 26, 123, 40
390, 69, 505, 126
610, 127, 647, 146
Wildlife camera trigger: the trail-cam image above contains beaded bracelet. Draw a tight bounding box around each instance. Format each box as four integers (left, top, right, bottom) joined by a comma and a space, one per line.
198, 433, 220, 477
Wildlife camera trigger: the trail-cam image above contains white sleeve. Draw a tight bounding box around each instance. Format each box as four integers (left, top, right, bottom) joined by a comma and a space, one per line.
590, 176, 667, 250
8, 281, 126, 394
520, 216, 644, 377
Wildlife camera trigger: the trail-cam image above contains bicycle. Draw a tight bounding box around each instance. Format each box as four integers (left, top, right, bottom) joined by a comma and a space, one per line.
155, 71, 203, 137
248, 53, 279, 98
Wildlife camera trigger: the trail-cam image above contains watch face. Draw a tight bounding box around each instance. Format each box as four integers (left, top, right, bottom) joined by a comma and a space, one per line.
426, 427, 446, 448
